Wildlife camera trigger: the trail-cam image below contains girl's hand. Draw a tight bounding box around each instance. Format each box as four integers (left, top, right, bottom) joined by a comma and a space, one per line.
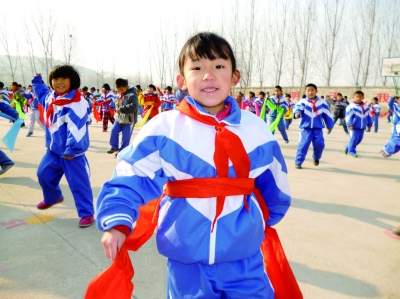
63, 155, 74, 160
295, 113, 300, 118
101, 228, 127, 261
349, 125, 354, 130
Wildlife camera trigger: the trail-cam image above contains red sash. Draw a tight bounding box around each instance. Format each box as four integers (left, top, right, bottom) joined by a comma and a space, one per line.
44, 90, 81, 127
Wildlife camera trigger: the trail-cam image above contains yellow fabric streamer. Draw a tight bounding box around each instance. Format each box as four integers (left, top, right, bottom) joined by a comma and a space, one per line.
135, 102, 154, 128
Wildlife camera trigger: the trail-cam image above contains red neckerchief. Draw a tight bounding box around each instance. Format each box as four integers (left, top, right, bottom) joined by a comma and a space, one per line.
354, 101, 365, 114
46, 90, 81, 127
177, 99, 249, 231
308, 98, 318, 115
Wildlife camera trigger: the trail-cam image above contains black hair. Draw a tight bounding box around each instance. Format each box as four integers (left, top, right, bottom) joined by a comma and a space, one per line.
166, 86, 172, 92
259, 91, 265, 97
344, 96, 348, 99
102, 83, 111, 91
148, 84, 156, 91
337, 93, 343, 97
82, 86, 88, 91
249, 91, 255, 98
354, 91, 364, 97
0, 82, 3, 89
115, 78, 128, 88
285, 93, 291, 98
274, 85, 282, 91
372, 97, 378, 102
49, 65, 80, 90
18, 84, 22, 88
11, 82, 18, 86
178, 32, 236, 76
302, 94, 307, 99
136, 85, 142, 91
321, 96, 324, 99
305, 83, 317, 90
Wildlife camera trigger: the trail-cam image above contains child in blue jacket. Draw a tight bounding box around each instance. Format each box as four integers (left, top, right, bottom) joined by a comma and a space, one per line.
32, 65, 94, 227
344, 91, 372, 158
293, 83, 334, 168
381, 96, 400, 158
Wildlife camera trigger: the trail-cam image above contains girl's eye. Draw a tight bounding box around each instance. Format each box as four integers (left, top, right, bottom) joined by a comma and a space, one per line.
216, 65, 224, 69
193, 67, 201, 71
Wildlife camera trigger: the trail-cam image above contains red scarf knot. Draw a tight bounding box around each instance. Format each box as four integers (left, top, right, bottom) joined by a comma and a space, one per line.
308, 99, 318, 115
45, 90, 81, 128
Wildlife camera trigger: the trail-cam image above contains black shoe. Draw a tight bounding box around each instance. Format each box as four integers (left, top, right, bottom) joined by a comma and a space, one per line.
295, 164, 302, 169
327, 129, 332, 135
313, 159, 319, 166
107, 148, 118, 154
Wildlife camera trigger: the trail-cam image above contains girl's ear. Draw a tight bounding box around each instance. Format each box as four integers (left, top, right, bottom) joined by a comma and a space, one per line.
176, 74, 188, 91
231, 70, 241, 86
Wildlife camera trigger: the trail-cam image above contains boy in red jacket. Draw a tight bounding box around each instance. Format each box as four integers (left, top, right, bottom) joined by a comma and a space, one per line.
142, 84, 161, 122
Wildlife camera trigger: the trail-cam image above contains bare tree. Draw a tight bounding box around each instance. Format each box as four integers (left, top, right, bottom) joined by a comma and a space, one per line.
60, 25, 81, 66
317, 0, 345, 86
254, 23, 268, 88
240, 0, 256, 88
23, 19, 38, 76
0, 20, 18, 81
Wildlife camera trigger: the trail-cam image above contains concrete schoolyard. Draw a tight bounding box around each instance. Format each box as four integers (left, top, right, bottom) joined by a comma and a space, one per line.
0, 115, 399, 299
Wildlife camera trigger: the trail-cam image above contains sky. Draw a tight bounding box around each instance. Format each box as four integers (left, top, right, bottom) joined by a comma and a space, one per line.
1, 0, 229, 77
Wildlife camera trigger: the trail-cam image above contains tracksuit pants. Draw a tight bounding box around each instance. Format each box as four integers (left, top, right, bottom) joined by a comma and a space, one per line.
346, 129, 364, 155
371, 115, 379, 132
37, 150, 94, 217
28, 109, 45, 133
166, 250, 273, 299
0, 149, 13, 167
110, 121, 134, 151
382, 133, 400, 157
333, 116, 348, 134
269, 116, 288, 141
295, 128, 325, 165
285, 118, 293, 130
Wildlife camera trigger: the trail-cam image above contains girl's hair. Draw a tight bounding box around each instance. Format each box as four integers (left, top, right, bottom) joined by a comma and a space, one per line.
178, 32, 237, 76
275, 85, 282, 91
102, 83, 111, 91
259, 91, 265, 97
49, 65, 80, 90
249, 91, 255, 97
285, 93, 291, 98
372, 97, 378, 101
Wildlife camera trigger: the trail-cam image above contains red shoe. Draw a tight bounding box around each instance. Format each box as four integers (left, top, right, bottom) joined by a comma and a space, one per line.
79, 216, 94, 228
37, 197, 64, 210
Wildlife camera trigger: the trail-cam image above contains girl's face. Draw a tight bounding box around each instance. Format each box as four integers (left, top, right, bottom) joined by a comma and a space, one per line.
52, 77, 71, 94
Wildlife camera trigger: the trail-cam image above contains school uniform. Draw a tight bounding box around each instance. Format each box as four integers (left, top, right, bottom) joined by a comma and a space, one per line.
96, 91, 116, 131
96, 96, 291, 298
293, 96, 334, 165
382, 97, 400, 156
32, 76, 93, 218
370, 103, 381, 133
345, 101, 372, 156
269, 95, 289, 142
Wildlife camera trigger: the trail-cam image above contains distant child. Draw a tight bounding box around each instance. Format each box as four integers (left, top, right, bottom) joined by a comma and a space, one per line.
269, 86, 289, 143
235, 91, 244, 108
293, 83, 334, 168
284, 93, 294, 130
136, 85, 144, 116
82, 86, 93, 125
380, 96, 400, 158
32, 65, 94, 227
107, 78, 138, 155
96, 32, 292, 298
158, 86, 177, 112
332, 93, 349, 134
344, 91, 372, 158
254, 91, 266, 116
242, 91, 256, 113
368, 97, 381, 133
26, 91, 45, 137
96, 84, 116, 132
141, 84, 161, 123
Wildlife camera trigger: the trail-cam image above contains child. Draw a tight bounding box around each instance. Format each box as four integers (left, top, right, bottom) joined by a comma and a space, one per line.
158, 86, 177, 112
96, 32, 292, 298
380, 96, 400, 158
269, 86, 289, 143
81, 86, 93, 125
332, 93, 349, 134
32, 65, 94, 227
136, 85, 144, 116
368, 97, 381, 133
293, 83, 334, 168
242, 91, 256, 113
96, 84, 115, 132
284, 93, 294, 130
254, 91, 266, 117
26, 92, 46, 137
235, 91, 244, 108
344, 91, 372, 158
141, 84, 161, 123
107, 78, 138, 155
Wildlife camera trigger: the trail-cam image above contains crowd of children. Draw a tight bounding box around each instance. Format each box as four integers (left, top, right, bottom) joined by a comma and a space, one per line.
0, 30, 399, 297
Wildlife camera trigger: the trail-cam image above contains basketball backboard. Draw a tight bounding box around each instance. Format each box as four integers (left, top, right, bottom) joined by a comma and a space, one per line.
381, 57, 400, 76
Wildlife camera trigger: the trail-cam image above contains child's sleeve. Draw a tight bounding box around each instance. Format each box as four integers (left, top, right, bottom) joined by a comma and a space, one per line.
31, 76, 50, 106
293, 100, 304, 118
64, 94, 90, 156
153, 95, 162, 109
96, 124, 168, 234
388, 96, 395, 111
345, 106, 354, 127
366, 110, 373, 127
322, 103, 334, 128
254, 141, 291, 226
120, 92, 138, 115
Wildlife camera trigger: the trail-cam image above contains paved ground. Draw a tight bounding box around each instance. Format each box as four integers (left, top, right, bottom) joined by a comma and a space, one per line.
0, 115, 399, 299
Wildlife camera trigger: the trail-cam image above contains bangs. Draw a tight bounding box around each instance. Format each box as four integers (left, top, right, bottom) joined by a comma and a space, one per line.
178, 32, 236, 75
48, 65, 80, 90
51, 65, 74, 79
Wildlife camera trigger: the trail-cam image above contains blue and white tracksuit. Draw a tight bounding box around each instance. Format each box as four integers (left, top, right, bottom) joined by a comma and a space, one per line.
269, 95, 289, 142
96, 96, 291, 298
32, 76, 93, 217
382, 97, 400, 157
370, 103, 381, 132
0, 95, 19, 168
345, 102, 372, 156
161, 94, 177, 111
293, 97, 334, 165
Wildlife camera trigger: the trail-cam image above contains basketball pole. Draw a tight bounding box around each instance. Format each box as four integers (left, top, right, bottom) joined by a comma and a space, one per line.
393, 77, 399, 97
